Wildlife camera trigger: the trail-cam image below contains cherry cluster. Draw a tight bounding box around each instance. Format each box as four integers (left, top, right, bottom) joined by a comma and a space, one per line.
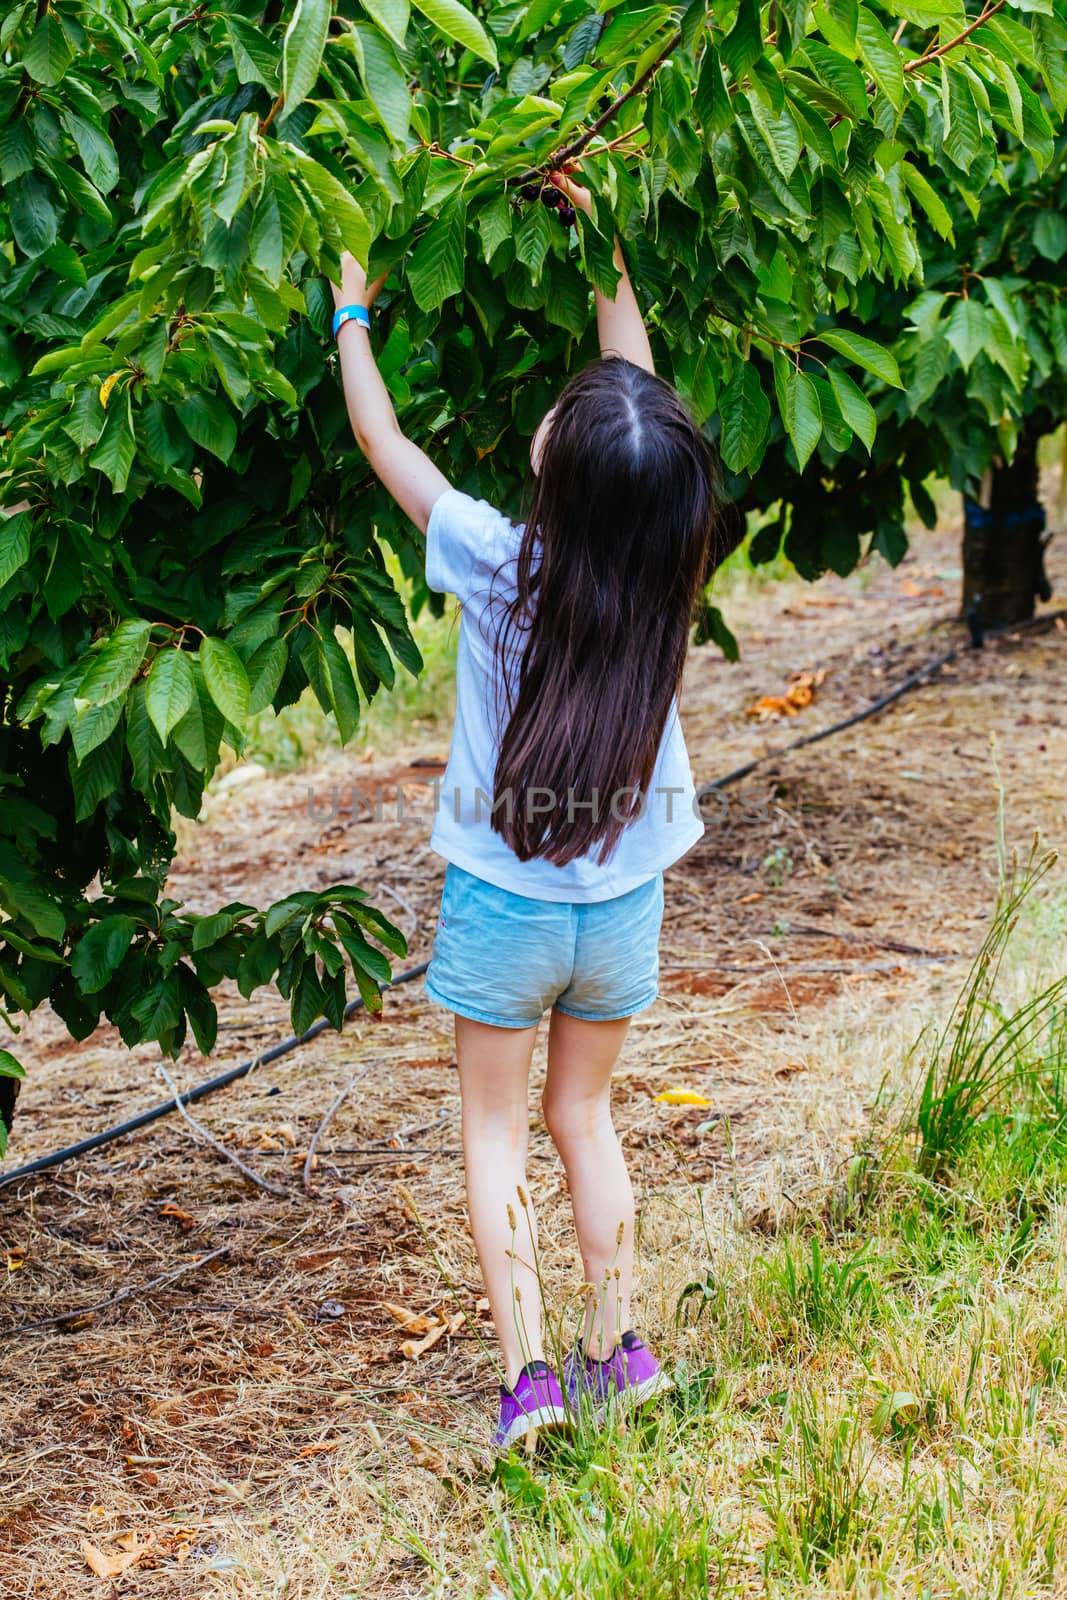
520, 183, 577, 228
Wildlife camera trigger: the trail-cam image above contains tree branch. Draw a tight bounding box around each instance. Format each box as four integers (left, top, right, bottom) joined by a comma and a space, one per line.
904, 0, 1006, 71
510, 27, 683, 187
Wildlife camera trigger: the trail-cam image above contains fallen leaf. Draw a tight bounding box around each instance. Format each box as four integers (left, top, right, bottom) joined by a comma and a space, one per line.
384, 1301, 437, 1334
401, 1312, 464, 1360
406, 1433, 446, 1472
654, 1089, 714, 1107
6, 1248, 26, 1272
298, 1440, 340, 1459
158, 1203, 196, 1233
745, 694, 798, 721
294, 1249, 344, 1272
738, 891, 763, 904
81, 1536, 149, 1578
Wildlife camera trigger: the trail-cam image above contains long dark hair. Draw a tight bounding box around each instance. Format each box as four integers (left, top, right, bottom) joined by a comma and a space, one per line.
492, 357, 723, 866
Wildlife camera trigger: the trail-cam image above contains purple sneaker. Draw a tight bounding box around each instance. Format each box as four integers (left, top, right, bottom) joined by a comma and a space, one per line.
492, 1360, 571, 1452
564, 1330, 671, 1419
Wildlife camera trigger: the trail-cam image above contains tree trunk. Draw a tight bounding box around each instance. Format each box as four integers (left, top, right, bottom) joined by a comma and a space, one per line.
962, 424, 1052, 634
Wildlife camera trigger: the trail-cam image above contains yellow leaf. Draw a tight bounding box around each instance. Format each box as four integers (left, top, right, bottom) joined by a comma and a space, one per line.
80, 1537, 148, 1578
654, 1089, 713, 1107
98, 372, 121, 410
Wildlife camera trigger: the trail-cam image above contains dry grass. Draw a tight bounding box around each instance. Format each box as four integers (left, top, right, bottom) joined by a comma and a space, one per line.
2, 508, 1067, 1597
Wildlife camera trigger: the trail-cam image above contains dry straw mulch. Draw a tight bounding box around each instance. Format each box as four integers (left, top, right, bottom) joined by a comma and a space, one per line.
2, 518, 1066, 1597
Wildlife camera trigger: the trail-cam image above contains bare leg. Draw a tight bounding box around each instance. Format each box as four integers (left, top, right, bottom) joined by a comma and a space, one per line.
542, 1010, 634, 1359
454, 1015, 542, 1389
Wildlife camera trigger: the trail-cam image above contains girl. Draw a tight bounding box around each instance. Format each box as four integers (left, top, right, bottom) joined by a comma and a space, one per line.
331, 171, 722, 1451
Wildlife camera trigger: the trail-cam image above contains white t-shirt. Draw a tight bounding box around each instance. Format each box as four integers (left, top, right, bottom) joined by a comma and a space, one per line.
424, 488, 705, 903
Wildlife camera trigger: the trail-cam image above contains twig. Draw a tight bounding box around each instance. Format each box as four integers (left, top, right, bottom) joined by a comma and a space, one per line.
303, 1059, 384, 1192
259, 91, 285, 134
510, 27, 684, 186
158, 1059, 289, 1198
0, 1244, 232, 1338
904, 0, 1006, 70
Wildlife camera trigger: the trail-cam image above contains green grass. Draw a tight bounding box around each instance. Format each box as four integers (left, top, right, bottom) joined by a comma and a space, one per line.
416, 847, 1067, 1600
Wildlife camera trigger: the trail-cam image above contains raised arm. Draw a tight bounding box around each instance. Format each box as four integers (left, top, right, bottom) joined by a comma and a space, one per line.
329, 255, 450, 535
549, 170, 655, 375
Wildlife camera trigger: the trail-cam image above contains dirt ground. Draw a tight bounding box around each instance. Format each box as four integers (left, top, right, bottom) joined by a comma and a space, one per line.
2, 499, 1066, 1596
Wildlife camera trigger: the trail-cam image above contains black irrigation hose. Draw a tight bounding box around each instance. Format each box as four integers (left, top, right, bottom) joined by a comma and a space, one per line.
4, 605, 1065, 1193
696, 607, 1067, 799
0, 963, 430, 1191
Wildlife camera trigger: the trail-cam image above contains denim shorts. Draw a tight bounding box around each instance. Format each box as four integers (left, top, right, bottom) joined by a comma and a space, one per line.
425, 865, 665, 1029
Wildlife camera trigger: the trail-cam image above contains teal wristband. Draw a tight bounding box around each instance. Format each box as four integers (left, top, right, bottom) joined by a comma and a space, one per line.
333, 304, 371, 337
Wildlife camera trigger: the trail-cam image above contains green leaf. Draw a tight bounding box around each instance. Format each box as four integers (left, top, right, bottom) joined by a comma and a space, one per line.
0, 1049, 25, 1081
721, 0, 763, 78
857, 7, 904, 111
125, 678, 166, 789
292, 151, 371, 264
942, 65, 981, 172
226, 15, 281, 88
745, 93, 801, 178
407, 202, 467, 310
1033, 210, 1067, 263
9, 171, 59, 258
828, 367, 877, 450
60, 109, 120, 195
176, 391, 238, 462
804, 41, 868, 117
899, 161, 953, 239
817, 328, 902, 387
412, 0, 498, 66
247, 636, 289, 714
70, 729, 123, 819
719, 361, 771, 473
891, 0, 963, 20
77, 621, 151, 707
23, 10, 73, 85
514, 202, 556, 281
518, 0, 560, 38
477, 192, 513, 262
70, 696, 123, 762
89, 387, 137, 492
0, 511, 31, 589
199, 637, 251, 725
282, 0, 331, 114
71, 916, 137, 994
782, 366, 822, 471
146, 647, 196, 741
945, 298, 990, 371
320, 633, 361, 743
1032, 13, 1067, 115
361, 0, 410, 45
352, 23, 411, 145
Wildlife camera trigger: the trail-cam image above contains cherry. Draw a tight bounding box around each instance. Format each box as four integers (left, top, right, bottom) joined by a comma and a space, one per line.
559, 204, 576, 227
541, 188, 562, 208
520, 183, 540, 201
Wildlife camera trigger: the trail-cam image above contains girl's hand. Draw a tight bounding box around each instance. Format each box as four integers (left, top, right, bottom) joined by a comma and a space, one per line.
549, 168, 594, 218
329, 251, 389, 311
